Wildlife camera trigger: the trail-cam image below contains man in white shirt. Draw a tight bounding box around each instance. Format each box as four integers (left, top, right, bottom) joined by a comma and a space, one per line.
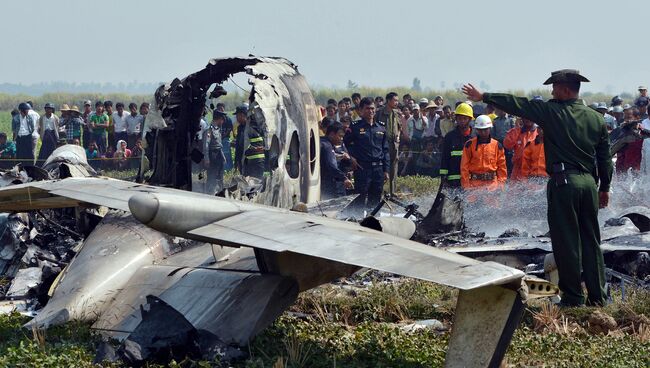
125, 102, 144, 148
112, 102, 129, 146
11, 103, 36, 163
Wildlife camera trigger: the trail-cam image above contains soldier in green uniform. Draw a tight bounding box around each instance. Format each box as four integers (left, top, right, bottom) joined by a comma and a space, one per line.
374, 92, 401, 196
462, 69, 613, 306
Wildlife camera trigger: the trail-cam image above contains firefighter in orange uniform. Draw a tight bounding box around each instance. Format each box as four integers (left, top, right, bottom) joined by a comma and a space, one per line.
503, 117, 538, 180
521, 127, 547, 178
460, 115, 508, 190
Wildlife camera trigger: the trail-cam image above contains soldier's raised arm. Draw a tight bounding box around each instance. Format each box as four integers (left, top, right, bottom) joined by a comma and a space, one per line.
462, 84, 552, 127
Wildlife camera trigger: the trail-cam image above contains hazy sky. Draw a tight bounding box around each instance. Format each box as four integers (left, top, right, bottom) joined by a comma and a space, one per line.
1, 0, 645, 94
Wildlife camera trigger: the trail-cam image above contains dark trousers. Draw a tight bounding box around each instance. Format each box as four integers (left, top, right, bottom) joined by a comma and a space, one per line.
244, 158, 265, 179
547, 173, 606, 306
351, 165, 384, 213
321, 178, 346, 200
93, 132, 107, 154
16, 135, 34, 163
222, 138, 233, 171
114, 131, 128, 147
83, 130, 92, 149
388, 143, 398, 195
38, 130, 58, 161
206, 150, 225, 195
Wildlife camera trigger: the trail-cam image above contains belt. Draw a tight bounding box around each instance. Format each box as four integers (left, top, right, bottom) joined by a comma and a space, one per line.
470, 172, 496, 181
360, 161, 383, 167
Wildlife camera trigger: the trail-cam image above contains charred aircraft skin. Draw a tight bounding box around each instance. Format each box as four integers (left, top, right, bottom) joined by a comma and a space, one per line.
0, 58, 558, 367
150, 56, 320, 206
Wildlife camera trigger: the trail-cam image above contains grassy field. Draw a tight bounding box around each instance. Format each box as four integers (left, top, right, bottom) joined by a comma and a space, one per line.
1, 280, 648, 367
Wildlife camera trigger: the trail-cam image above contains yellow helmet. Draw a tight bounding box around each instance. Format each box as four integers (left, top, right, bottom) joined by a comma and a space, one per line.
454, 103, 474, 119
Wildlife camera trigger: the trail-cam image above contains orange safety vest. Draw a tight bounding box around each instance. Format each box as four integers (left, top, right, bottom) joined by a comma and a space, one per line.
521, 138, 547, 178
503, 127, 538, 180
460, 137, 507, 189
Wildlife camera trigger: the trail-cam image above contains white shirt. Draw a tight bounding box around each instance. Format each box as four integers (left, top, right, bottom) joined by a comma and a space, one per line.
41, 114, 58, 131
112, 111, 129, 133
407, 115, 428, 139
125, 114, 144, 134
29, 110, 40, 138
18, 114, 31, 136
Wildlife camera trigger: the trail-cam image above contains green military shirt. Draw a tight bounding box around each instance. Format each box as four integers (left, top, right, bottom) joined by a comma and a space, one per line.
482, 93, 613, 192
374, 108, 400, 143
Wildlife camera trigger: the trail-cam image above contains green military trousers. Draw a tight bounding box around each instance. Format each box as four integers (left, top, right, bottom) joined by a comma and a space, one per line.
547, 172, 607, 306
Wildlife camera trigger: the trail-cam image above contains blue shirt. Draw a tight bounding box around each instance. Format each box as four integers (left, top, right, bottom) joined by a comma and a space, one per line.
344, 118, 389, 172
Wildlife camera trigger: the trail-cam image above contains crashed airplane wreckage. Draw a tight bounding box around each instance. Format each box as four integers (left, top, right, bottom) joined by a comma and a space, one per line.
0, 57, 557, 367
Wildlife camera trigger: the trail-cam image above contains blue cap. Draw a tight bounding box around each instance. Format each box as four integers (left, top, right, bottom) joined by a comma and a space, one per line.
532, 95, 543, 101
234, 105, 248, 114
18, 102, 30, 111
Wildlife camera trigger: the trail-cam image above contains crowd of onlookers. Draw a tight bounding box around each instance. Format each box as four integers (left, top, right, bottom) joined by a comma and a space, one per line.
3, 100, 149, 170
3, 87, 650, 186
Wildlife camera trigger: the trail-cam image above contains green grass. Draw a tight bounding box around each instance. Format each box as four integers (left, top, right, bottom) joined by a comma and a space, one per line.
1, 280, 647, 367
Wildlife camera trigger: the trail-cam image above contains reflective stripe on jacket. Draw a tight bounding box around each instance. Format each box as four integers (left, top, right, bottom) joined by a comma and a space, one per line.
460, 137, 507, 189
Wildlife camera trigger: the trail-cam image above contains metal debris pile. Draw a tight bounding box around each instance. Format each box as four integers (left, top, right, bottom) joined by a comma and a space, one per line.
0, 165, 84, 316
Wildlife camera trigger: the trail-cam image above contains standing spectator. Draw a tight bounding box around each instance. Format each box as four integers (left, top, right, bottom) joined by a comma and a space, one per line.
65, 105, 83, 143
125, 103, 143, 148
402, 93, 412, 107
596, 103, 617, 130
433, 95, 444, 107
399, 105, 411, 143
616, 108, 643, 175
439, 105, 455, 137
406, 105, 427, 151
37, 103, 60, 161
374, 92, 400, 195
344, 97, 389, 213
104, 101, 115, 149
336, 99, 348, 121
215, 103, 234, 171
321, 104, 338, 134
635, 86, 649, 111
423, 101, 441, 139
11, 103, 36, 163
90, 101, 109, 154
26, 103, 41, 159
112, 102, 129, 146
82, 100, 93, 148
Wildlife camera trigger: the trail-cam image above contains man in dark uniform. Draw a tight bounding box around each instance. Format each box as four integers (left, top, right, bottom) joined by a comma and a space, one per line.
374, 92, 401, 196
344, 97, 389, 213
439, 102, 474, 188
234, 105, 248, 174
462, 69, 613, 306
320, 123, 353, 199
203, 111, 226, 194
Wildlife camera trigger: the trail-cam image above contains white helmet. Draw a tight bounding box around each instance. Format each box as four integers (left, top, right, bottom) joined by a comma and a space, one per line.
474, 114, 493, 129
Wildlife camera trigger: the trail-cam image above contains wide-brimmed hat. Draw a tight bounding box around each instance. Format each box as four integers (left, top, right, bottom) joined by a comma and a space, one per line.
68, 105, 81, 113
543, 69, 590, 85
424, 101, 439, 110
60, 104, 70, 111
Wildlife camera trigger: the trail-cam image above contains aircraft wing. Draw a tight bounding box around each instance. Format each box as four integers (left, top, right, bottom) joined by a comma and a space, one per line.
0, 177, 524, 291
